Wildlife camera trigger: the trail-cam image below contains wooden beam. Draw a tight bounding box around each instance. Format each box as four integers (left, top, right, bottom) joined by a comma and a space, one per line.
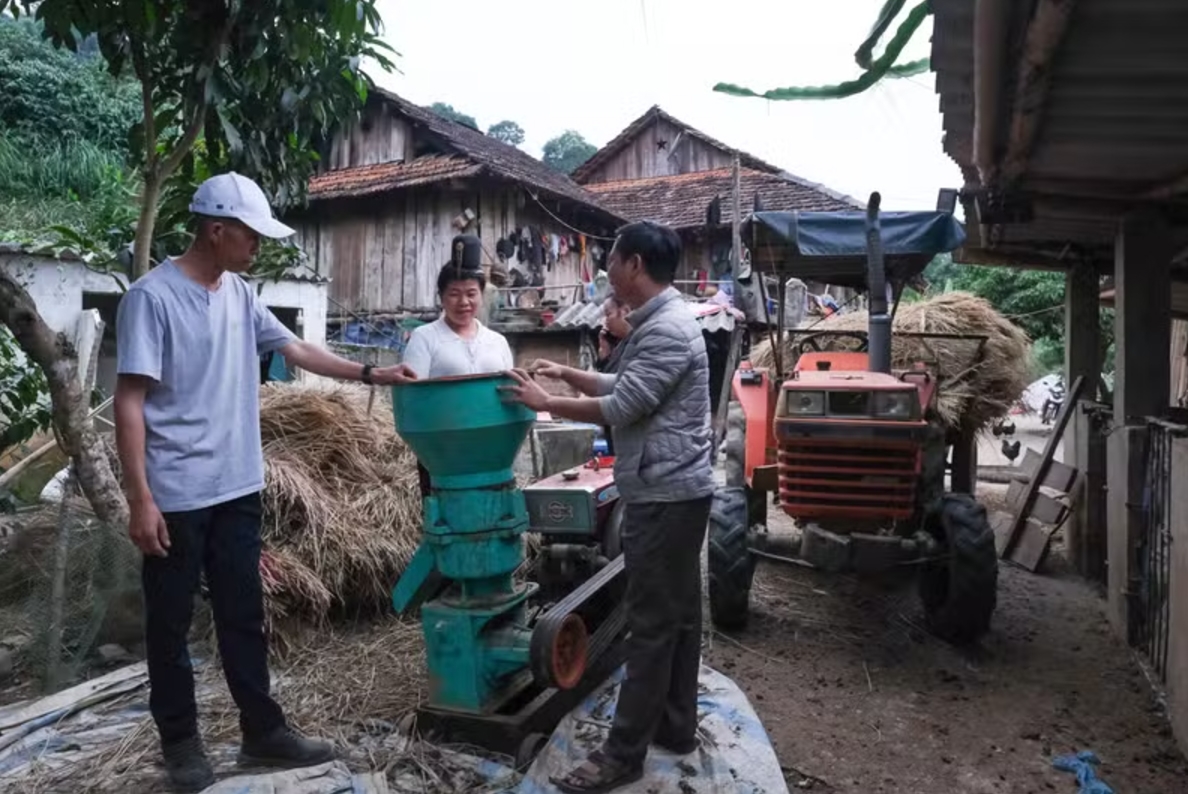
972, 0, 1011, 185
1000, 0, 1082, 185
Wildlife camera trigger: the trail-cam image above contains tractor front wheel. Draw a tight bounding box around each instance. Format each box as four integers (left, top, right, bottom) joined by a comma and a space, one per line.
708, 401, 758, 630
917, 493, 998, 645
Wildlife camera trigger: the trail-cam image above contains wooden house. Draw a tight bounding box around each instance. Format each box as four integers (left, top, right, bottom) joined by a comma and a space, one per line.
287, 90, 624, 318
573, 106, 863, 301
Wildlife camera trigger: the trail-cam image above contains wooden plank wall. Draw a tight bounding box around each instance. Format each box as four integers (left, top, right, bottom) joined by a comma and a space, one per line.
326, 104, 416, 171
581, 119, 735, 184
297, 186, 592, 314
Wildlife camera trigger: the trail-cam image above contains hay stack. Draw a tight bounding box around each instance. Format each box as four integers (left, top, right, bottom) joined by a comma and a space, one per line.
749, 291, 1031, 432
258, 383, 422, 634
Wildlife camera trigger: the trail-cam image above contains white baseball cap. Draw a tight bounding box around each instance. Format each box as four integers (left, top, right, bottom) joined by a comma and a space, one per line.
189, 172, 296, 239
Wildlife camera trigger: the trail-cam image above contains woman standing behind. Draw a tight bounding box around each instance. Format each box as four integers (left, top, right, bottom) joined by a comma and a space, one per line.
402, 262, 514, 379
594, 297, 631, 456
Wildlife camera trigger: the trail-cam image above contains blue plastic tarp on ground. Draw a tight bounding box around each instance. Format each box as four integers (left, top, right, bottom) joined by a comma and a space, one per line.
518, 663, 787, 794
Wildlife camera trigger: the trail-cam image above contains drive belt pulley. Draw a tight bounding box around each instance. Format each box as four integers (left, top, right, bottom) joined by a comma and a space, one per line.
530, 555, 628, 689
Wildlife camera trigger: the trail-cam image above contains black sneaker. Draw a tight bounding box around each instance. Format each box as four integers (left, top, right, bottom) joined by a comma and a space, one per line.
238, 725, 335, 769
162, 736, 216, 792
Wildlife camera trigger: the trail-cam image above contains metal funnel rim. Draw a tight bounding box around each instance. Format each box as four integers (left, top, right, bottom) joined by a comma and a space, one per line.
396, 372, 513, 387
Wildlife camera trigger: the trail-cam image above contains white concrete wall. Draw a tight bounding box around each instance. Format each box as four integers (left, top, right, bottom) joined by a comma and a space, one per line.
1, 252, 129, 333
250, 277, 328, 348
1, 251, 329, 366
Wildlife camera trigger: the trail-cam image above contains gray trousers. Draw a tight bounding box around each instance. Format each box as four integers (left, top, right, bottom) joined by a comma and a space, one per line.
604, 496, 712, 767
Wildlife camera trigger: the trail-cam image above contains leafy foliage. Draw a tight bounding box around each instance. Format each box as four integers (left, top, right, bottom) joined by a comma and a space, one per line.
0, 16, 140, 152
713, 0, 931, 102
542, 130, 597, 175
487, 119, 525, 147
0, 325, 51, 455
0, 133, 128, 205
0, 16, 139, 207
429, 102, 479, 130
2, 0, 397, 277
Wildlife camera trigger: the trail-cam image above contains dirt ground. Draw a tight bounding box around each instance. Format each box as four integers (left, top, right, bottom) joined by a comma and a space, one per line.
704, 485, 1188, 794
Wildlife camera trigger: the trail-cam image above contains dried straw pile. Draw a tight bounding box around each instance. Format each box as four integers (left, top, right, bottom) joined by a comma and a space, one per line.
750, 291, 1031, 432
258, 383, 423, 635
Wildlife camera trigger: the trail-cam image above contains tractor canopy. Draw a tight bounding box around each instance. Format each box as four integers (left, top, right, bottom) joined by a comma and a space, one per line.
742, 209, 966, 290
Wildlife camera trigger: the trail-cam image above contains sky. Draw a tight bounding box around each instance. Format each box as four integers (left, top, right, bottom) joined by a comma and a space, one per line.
372, 0, 962, 212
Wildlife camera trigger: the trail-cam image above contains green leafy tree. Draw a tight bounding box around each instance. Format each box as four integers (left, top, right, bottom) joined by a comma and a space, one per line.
429, 102, 479, 130
0, 16, 140, 210
2, 0, 395, 279
0, 16, 140, 152
0, 326, 51, 455
0, 0, 396, 529
542, 130, 596, 175
487, 119, 525, 147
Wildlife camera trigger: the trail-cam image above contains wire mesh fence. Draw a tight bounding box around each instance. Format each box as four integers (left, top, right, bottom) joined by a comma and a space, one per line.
0, 467, 143, 693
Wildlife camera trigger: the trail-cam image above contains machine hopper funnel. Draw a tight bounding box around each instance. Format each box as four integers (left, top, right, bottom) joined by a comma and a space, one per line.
390, 373, 536, 489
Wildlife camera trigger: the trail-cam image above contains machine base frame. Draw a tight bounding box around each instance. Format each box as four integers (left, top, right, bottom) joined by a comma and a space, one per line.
407, 641, 628, 769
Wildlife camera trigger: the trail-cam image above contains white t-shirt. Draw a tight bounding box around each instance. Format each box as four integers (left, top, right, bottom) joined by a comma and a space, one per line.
401, 317, 514, 379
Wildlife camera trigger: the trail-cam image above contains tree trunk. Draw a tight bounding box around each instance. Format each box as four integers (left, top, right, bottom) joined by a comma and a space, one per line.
0, 269, 129, 530
132, 174, 162, 280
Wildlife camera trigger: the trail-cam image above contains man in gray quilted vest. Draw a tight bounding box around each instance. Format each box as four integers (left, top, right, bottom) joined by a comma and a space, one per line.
502, 221, 715, 793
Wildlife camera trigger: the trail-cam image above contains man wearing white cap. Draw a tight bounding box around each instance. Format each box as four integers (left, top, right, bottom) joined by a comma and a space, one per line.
114, 172, 416, 791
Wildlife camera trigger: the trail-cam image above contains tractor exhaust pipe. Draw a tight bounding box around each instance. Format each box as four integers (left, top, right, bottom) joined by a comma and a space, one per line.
865, 192, 891, 374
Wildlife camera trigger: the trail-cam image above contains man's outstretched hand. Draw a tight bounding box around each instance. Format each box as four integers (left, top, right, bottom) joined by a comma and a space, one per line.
371, 364, 418, 385
527, 359, 570, 381
500, 368, 553, 411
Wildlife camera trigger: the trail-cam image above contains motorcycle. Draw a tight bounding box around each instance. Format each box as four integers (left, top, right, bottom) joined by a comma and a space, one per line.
1042, 380, 1066, 425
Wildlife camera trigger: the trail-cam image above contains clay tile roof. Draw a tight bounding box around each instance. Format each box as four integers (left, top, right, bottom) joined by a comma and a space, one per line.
363, 89, 622, 222
572, 106, 786, 184
308, 155, 482, 200
586, 168, 861, 230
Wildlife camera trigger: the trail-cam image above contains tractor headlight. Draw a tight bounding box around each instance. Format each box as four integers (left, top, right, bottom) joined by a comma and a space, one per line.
873, 390, 917, 420
783, 390, 825, 416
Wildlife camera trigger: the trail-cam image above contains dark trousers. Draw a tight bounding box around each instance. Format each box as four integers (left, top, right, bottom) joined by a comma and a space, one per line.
605, 496, 712, 766
143, 492, 286, 746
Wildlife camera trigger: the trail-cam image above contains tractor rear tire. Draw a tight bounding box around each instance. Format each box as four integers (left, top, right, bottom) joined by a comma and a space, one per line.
709, 486, 754, 630
709, 400, 757, 630
917, 493, 998, 645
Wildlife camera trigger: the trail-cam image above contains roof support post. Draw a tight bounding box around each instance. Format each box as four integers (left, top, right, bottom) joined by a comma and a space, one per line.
1106, 211, 1172, 639
1064, 260, 1101, 405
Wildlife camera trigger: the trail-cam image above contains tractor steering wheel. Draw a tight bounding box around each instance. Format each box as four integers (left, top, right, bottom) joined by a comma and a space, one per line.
795, 331, 870, 357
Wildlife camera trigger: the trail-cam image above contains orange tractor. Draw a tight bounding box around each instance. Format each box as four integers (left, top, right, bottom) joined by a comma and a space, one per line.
709, 193, 998, 644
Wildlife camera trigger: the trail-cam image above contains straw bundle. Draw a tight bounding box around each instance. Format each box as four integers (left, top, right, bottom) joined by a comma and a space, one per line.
749, 291, 1031, 432
258, 382, 423, 637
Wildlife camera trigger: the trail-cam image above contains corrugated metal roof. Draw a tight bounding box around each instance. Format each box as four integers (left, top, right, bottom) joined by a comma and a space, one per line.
549, 299, 740, 333
550, 300, 606, 329
586, 168, 858, 230
931, 0, 1188, 265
